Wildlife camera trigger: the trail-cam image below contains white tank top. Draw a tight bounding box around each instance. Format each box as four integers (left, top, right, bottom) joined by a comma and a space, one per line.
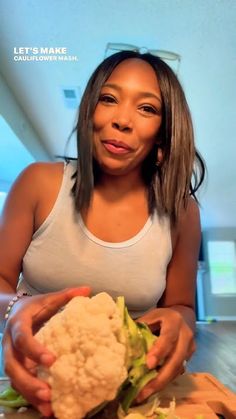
18, 162, 172, 317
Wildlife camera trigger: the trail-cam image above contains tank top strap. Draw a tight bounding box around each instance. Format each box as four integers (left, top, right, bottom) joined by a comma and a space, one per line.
32, 161, 76, 239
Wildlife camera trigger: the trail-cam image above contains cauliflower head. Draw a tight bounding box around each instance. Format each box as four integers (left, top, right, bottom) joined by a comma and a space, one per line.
36, 292, 128, 419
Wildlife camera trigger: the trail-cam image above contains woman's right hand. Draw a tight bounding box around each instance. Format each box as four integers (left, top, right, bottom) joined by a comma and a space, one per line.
2, 286, 91, 417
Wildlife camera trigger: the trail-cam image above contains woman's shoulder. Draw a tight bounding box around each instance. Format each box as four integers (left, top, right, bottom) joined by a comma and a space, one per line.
171, 197, 200, 250
17, 162, 68, 231
17, 161, 64, 193
20, 161, 64, 181
182, 197, 200, 222
0, 162, 65, 230
9, 162, 65, 213
176, 197, 200, 229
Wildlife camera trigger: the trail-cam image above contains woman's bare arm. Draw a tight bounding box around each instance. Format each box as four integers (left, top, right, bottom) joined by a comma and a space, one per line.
137, 198, 201, 400
157, 197, 201, 329
0, 164, 39, 326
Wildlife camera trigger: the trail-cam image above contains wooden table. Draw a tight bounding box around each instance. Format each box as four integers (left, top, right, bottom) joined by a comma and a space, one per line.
0, 373, 236, 418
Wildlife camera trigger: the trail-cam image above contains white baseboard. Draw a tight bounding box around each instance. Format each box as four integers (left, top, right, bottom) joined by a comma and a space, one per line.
197, 316, 236, 322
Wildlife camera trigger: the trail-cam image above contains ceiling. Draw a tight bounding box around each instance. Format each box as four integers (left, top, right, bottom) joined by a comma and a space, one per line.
0, 0, 236, 229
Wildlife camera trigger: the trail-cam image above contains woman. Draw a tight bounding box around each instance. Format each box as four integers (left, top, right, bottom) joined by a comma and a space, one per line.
0, 50, 205, 416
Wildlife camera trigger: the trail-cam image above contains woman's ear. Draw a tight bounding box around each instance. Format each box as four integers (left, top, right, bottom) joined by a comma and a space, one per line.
158, 147, 163, 162
155, 146, 163, 166
155, 136, 162, 146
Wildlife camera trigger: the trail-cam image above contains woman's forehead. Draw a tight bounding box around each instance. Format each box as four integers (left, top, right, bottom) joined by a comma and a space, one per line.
105, 58, 160, 92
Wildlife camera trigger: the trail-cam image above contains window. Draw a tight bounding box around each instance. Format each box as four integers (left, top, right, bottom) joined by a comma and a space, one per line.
0, 191, 7, 214
208, 240, 236, 295
0, 115, 35, 215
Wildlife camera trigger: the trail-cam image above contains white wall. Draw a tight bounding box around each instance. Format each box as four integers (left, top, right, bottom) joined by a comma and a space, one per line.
0, 70, 51, 192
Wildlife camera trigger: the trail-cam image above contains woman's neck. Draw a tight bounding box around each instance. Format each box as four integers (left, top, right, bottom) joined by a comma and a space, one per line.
95, 171, 147, 199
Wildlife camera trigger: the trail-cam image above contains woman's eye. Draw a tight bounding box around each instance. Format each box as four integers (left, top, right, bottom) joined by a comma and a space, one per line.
99, 94, 116, 103
140, 105, 159, 114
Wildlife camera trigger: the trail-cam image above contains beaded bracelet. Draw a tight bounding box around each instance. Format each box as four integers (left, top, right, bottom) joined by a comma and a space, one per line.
4, 292, 31, 321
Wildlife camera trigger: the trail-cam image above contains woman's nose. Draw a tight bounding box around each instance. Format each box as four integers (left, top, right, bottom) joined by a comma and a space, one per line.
111, 108, 133, 132
112, 119, 132, 131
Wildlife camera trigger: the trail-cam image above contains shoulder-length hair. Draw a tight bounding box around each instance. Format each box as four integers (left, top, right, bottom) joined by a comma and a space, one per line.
72, 50, 205, 225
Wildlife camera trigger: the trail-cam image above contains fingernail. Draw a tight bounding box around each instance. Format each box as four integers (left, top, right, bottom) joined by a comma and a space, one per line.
40, 353, 55, 366
146, 355, 157, 369
36, 388, 51, 401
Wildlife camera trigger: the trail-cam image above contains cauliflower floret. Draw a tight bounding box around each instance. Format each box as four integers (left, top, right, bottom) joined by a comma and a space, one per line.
36, 292, 128, 419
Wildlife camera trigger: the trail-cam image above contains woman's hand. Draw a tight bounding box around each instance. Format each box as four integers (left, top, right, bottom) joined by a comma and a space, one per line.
136, 307, 196, 402
2, 286, 91, 416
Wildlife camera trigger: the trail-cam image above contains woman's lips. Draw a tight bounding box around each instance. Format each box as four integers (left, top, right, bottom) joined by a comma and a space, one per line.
102, 140, 133, 155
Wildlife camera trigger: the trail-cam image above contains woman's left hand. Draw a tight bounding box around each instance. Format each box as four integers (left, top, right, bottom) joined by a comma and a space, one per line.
136, 307, 196, 402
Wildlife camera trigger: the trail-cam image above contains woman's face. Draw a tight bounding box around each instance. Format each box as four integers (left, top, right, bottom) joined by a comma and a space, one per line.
93, 58, 162, 177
